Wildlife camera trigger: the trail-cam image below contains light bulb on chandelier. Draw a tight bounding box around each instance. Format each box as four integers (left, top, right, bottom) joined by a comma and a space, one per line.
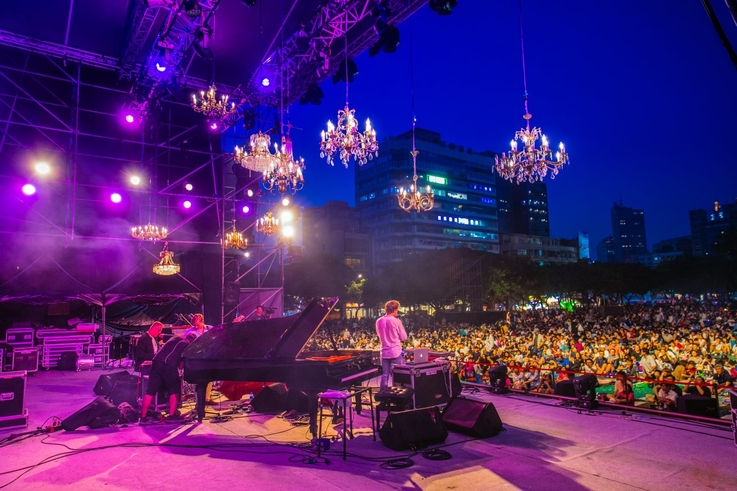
263, 139, 305, 195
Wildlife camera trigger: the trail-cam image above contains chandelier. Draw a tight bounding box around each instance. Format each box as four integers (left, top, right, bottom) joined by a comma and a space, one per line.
264, 138, 305, 194
152, 243, 180, 276
223, 220, 248, 250
234, 132, 280, 173
398, 151, 434, 213
320, 106, 378, 167
318, 14, 378, 167
191, 84, 237, 123
132, 223, 167, 242
495, 1, 569, 184
255, 211, 280, 236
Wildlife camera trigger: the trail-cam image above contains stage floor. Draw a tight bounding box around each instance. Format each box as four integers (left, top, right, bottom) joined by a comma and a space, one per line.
1, 368, 736, 491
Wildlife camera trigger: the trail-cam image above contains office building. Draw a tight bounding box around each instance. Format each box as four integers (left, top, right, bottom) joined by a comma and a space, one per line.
689, 199, 737, 256
499, 233, 578, 264
610, 201, 647, 262
596, 236, 616, 263
496, 179, 550, 237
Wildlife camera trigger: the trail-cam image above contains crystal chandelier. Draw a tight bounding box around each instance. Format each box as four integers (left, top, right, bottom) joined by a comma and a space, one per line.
318, 14, 378, 167
264, 138, 305, 194
132, 223, 167, 242
495, 1, 569, 184
399, 152, 434, 212
223, 220, 248, 250
234, 132, 280, 173
191, 84, 237, 123
153, 243, 180, 276
255, 211, 280, 236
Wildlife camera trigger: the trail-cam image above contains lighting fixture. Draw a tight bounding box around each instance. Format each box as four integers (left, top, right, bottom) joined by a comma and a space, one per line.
263, 138, 305, 195
234, 132, 279, 173
223, 219, 248, 250
153, 242, 180, 276
184, 0, 202, 18
131, 223, 168, 242
35, 162, 51, 175
255, 211, 280, 236
110, 193, 122, 204
130, 175, 141, 185
495, 1, 569, 184
319, 15, 378, 167
191, 85, 237, 124
22, 184, 36, 196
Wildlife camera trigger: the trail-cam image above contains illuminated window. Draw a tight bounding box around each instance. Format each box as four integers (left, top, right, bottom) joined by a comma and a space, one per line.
427, 175, 447, 185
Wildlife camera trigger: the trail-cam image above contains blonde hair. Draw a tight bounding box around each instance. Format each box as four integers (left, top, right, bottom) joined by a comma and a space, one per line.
385, 300, 400, 314
192, 314, 204, 323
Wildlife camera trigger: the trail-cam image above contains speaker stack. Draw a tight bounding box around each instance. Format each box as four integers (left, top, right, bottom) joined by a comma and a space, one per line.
379, 406, 448, 450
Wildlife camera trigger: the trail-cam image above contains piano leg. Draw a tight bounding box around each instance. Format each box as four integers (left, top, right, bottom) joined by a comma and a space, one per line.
306, 390, 319, 438
195, 384, 207, 422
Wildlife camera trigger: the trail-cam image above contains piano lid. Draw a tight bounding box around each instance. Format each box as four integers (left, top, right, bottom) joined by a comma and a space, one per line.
183, 297, 338, 360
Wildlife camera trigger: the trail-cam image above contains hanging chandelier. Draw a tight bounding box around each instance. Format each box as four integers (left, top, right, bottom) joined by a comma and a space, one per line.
191, 84, 237, 123
234, 132, 280, 173
320, 106, 378, 167
255, 211, 280, 236
495, 0, 569, 184
264, 138, 305, 194
152, 243, 180, 276
398, 150, 434, 213
223, 220, 248, 250
132, 223, 167, 242
494, 113, 568, 184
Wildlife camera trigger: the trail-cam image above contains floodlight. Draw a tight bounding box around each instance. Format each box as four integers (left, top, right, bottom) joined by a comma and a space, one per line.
35, 162, 51, 175
488, 365, 509, 394
573, 374, 599, 409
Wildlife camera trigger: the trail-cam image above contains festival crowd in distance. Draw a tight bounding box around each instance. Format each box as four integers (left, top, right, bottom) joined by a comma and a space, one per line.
307, 302, 737, 406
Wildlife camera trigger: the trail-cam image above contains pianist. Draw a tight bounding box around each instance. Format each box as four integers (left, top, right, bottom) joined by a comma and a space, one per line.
182, 313, 217, 406
376, 300, 408, 391
134, 321, 163, 371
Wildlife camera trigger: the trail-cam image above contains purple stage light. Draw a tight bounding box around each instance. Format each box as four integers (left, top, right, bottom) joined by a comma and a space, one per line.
183, 200, 192, 209
261, 77, 270, 87
110, 193, 122, 203
22, 184, 36, 195
125, 114, 135, 123
155, 62, 167, 72
210, 121, 219, 130
242, 205, 250, 214
185, 183, 193, 191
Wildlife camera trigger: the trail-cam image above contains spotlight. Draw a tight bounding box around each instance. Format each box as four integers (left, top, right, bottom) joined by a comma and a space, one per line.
281, 197, 290, 206
185, 183, 193, 191
184, 0, 202, 18
429, 0, 457, 16
573, 374, 599, 409
209, 121, 219, 131
183, 200, 192, 209
130, 175, 141, 185
282, 225, 295, 238
110, 193, 122, 203
242, 205, 250, 214
332, 59, 358, 84
125, 114, 135, 124
247, 189, 254, 198
22, 184, 36, 195
34, 162, 51, 175
155, 62, 167, 73
280, 210, 293, 223
488, 365, 509, 394
244, 252, 250, 258
300, 84, 324, 105
261, 77, 270, 87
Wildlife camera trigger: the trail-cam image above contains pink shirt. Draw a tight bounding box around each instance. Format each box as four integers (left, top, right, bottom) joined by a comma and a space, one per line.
375, 314, 407, 359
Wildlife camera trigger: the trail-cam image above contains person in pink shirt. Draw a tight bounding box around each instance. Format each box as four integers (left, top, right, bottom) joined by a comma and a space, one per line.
376, 300, 408, 390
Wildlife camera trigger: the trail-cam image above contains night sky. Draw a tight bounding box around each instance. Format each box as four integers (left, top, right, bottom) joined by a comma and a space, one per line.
284, 0, 737, 251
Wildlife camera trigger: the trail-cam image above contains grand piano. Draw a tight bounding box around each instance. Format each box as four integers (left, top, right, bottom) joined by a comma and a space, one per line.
183, 297, 379, 436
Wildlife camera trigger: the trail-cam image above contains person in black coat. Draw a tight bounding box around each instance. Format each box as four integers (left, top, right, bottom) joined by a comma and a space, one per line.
134, 321, 164, 371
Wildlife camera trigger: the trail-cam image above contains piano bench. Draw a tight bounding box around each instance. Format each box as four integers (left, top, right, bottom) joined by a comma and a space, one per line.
374, 386, 414, 429
317, 386, 376, 461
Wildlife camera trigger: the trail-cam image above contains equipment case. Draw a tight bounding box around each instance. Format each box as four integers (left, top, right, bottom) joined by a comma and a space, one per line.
392, 360, 453, 409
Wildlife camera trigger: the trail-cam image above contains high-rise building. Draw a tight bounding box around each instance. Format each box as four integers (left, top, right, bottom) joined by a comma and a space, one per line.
355, 128, 499, 274
610, 201, 647, 262
500, 233, 578, 264
495, 179, 550, 237
596, 236, 616, 263
689, 199, 737, 256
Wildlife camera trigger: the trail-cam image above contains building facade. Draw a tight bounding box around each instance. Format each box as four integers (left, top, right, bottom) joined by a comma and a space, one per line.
355, 128, 500, 274
495, 179, 550, 237
499, 233, 578, 264
596, 235, 616, 263
610, 201, 647, 262
689, 200, 737, 256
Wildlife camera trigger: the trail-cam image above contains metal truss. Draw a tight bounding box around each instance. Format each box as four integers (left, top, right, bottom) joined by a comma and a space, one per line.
120, 0, 161, 77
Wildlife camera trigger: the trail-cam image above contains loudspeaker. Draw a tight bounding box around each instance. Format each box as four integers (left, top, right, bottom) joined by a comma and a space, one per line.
61, 396, 120, 431
224, 282, 240, 304
251, 383, 288, 413
555, 379, 576, 397
379, 406, 447, 450
109, 376, 139, 406
93, 371, 131, 396
57, 352, 78, 371
442, 397, 503, 438
285, 388, 309, 413
677, 395, 719, 418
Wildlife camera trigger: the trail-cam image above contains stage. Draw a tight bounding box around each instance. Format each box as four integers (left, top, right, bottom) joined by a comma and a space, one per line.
1, 369, 736, 490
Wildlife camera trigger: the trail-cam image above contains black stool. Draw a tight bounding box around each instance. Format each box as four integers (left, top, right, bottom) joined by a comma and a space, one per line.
374, 386, 414, 428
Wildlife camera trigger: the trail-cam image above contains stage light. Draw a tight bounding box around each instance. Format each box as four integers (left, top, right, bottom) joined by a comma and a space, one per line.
183, 200, 192, 209
184, 0, 202, 18
282, 225, 295, 238
185, 183, 193, 191
155, 62, 167, 72
210, 121, 219, 131
488, 365, 509, 394
300, 84, 324, 106
429, 0, 457, 16
280, 210, 293, 223
247, 189, 254, 198
261, 77, 270, 87
22, 184, 36, 195
573, 374, 599, 409
130, 175, 141, 185
125, 114, 135, 123
281, 197, 290, 206
242, 205, 250, 214
34, 162, 51, 175
244, 251, 250, 258
110, 193, 122, 203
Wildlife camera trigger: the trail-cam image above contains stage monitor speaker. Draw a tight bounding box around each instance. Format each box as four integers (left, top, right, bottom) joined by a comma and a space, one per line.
110, 377, 139, 406
251, 383, 288, 413
442, 397, 503, 438
93, 371, 131, 396
285, 388, 309, 413
676, 395, 719, 418
57, 352, 78, 371
554, 379, 576, 398
62, 396, 120, 431
224, 282, 240, 304
379, 406, 447, 450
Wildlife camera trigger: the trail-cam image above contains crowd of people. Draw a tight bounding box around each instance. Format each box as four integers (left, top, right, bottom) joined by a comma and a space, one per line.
307, 302, 737, 408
